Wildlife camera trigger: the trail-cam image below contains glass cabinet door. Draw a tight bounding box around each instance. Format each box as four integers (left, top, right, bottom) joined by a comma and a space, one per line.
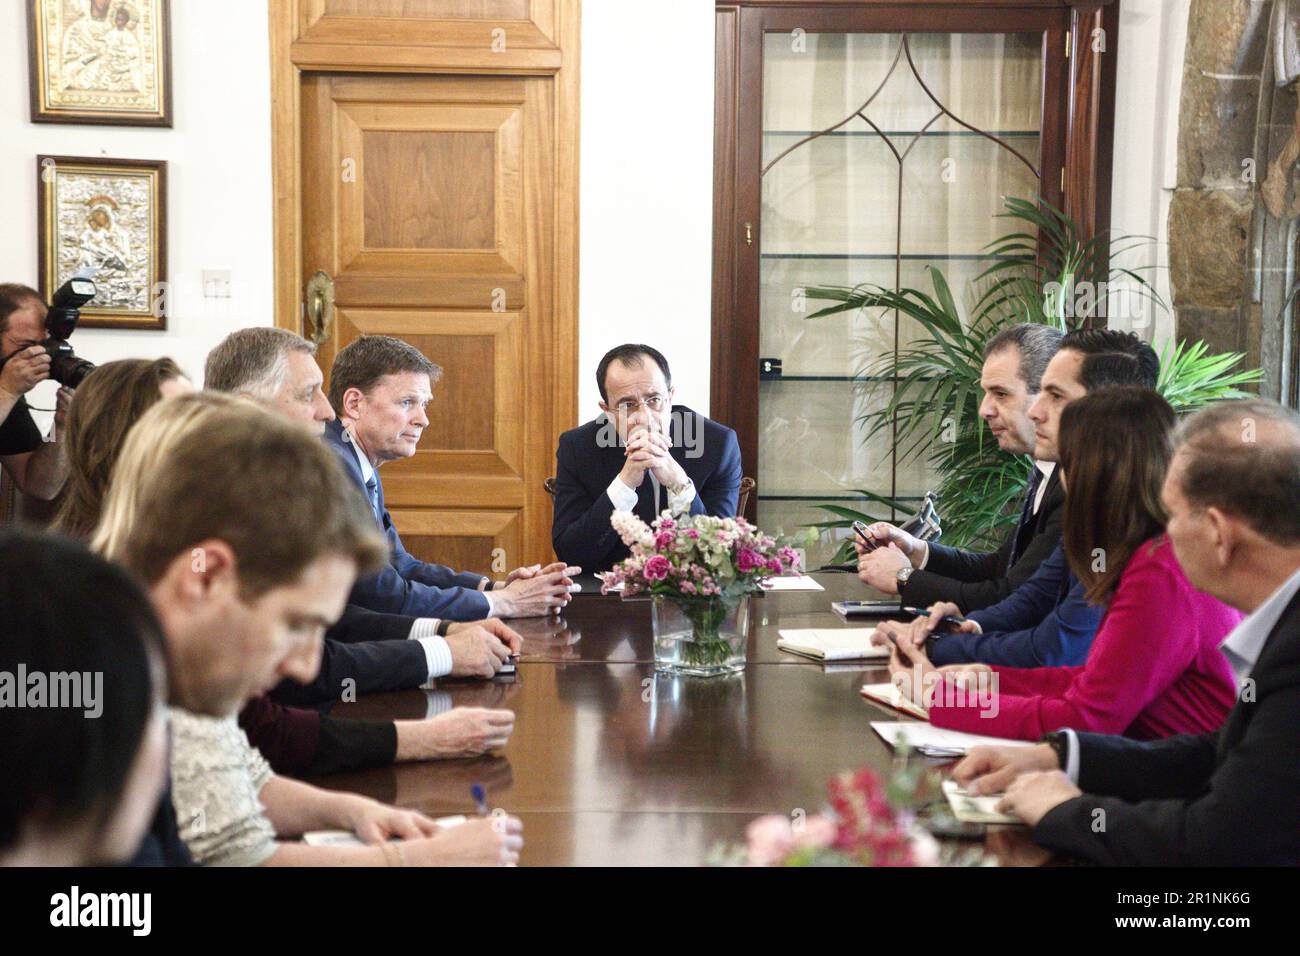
756, 31, 1044, 565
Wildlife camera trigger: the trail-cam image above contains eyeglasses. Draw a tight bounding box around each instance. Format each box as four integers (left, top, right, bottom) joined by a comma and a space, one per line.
614, 396, 667, 413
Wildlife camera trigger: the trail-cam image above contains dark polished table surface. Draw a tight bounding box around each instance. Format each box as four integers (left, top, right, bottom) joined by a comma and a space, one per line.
319, 573, 1049, 866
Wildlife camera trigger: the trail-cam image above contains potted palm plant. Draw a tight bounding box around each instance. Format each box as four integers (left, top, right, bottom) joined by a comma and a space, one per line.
804, 197, 1262, 556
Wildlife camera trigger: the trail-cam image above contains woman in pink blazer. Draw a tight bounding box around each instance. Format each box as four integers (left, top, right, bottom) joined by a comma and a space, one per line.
887, 387, 1239, 741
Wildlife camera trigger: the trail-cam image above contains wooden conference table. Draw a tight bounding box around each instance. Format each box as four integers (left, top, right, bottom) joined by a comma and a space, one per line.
319, 572, 1051, 866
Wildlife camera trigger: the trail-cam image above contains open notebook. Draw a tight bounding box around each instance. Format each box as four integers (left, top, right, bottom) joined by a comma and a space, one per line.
776, 628, 889, 661
942, 780, 1023, 826
859, 682, 929, 720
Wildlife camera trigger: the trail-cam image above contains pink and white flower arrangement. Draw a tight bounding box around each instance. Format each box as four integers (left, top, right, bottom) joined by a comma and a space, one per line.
599, 510, 802, 599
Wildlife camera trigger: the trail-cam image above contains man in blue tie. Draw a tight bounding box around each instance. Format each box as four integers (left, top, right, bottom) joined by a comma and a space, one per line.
324, 335, 576, 620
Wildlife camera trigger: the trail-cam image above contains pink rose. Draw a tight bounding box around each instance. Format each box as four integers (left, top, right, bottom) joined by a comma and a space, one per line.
736, 548, 764, 573
654, 530, 676, 550
686, 529, 700, 539
765, 558, 782, 574
643, 555, 671, 582
793, 815, 838, 851
745, 815, 795, 867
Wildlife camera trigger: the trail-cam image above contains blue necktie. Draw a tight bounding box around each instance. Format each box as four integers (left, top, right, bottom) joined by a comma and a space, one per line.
364, 475, 382, 524
1007, 466, 1043, 569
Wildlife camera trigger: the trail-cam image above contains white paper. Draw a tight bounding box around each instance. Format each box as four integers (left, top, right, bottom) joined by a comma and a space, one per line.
777, 628, 888, 661
760, 575, 824, 592
942, 779, 1024, 825
302, 815, 467, 846
870, 721, 1034, 754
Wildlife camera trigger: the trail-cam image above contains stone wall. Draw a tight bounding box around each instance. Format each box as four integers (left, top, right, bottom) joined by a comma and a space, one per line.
1168, 0, 1292, 398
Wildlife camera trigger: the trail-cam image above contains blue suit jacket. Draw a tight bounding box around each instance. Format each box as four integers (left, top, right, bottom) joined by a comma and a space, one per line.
551, 405, 743, 572
323, 419, 491, 621
928, 544, 1102, 667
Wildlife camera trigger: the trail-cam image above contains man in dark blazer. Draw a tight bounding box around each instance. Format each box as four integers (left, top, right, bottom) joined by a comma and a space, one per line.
324, 334, 575, 620
552, 344, 743, 573
857, 327, 1158, 612
952, 399, 1300, 865
206, 326, 525, 683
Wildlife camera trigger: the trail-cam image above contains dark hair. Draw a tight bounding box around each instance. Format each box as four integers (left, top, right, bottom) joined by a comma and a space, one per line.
1172, 399, 1300, 545
327, 335, 442, 412
0, 283, 41, 337
1079, 351, 1158, 391
53, 357, 186, 542
0, 529, 166, 859
596, 344, 672, 403
1060, 328, 1159, 389
983, 324, 1064, 393
1058, 386, 1175, 603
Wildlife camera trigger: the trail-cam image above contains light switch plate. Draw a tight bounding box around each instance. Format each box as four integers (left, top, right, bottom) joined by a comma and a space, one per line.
202, 270, 232, 298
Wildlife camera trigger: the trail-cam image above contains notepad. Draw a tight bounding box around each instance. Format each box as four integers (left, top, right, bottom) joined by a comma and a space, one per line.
302, 815, 467, 846
870, 721, 1034, 754
942, 780, 1023, 826
859, 682, 929, 720
759, 575, 825, 592
777, 628, 889, 661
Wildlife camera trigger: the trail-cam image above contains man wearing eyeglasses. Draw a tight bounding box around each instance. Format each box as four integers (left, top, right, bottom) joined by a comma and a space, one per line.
552, 344, 743, 572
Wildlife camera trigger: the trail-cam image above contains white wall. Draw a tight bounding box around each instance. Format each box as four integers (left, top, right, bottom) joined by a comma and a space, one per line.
1109, 0, 1188, 349
577, 1, 716, 418
0, 0, 274, 426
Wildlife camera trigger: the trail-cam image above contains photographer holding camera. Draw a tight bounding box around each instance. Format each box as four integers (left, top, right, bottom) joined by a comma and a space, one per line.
0, 283, 74, 500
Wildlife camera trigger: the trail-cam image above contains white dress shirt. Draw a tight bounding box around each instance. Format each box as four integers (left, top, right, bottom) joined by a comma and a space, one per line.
606, 472, 696, 517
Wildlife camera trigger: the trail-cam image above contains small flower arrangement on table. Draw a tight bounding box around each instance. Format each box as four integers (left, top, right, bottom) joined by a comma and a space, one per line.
599, 511, 802, 674
712, 763, 996, 867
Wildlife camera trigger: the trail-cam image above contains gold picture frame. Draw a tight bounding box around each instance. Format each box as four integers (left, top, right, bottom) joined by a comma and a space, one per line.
28, 0, 172, 126
38, 155, 168, 330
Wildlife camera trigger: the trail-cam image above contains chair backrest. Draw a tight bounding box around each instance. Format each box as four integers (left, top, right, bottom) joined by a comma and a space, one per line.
737, 476, 755, 518
543, 476, 557, 499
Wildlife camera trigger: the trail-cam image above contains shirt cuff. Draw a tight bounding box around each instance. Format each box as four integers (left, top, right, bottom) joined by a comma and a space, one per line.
1061, 728, 1080, 784
409, 619, 454, 679
481, 589, 496, 616
666, 478, 697, 515
917, 541, 930, 569
606, 476, 639, 512
422, 689, 455, 718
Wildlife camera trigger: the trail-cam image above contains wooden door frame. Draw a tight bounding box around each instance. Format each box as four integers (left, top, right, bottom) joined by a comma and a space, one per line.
267, 0, 582, 434
710, 0, 1117, 503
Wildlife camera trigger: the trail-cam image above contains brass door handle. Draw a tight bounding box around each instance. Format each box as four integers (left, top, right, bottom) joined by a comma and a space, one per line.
304, 270, 334, 346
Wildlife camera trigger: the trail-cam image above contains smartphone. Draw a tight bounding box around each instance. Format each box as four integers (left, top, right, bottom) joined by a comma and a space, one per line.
851, 520, 878, 552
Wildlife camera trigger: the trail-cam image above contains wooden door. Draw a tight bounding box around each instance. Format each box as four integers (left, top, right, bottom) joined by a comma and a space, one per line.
272, 1, 579, 572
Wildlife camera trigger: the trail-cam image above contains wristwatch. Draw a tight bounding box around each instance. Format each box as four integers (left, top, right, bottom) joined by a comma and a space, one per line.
436, 620, 452, 637
895, 566, 914, 592
1039, 731, 1068, 769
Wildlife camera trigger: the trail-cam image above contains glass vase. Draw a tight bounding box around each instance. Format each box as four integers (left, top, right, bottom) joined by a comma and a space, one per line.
651, 593, 750, 677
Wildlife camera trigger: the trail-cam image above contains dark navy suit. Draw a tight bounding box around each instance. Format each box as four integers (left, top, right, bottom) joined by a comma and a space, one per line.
323, 419, 491, 620
928, 544, 1102, 668
551, 405, 742, 572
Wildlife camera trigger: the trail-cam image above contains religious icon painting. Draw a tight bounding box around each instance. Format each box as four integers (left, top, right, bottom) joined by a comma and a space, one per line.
38, 155, 168, 330
28, 0, 172, 126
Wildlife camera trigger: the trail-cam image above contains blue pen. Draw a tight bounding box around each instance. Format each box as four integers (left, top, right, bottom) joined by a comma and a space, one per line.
471, 783, 489, 816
